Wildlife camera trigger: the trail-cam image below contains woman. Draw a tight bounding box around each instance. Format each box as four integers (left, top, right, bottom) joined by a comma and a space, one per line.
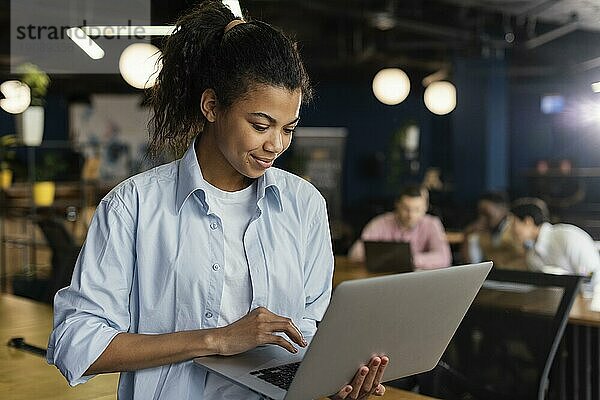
47, 1, 388, 399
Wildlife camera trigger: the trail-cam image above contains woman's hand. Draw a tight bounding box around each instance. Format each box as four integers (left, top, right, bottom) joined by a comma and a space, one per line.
330, 355, 389, 399
214, 307, 307, 356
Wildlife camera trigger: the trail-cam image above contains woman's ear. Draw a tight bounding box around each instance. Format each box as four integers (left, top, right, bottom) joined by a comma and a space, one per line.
200, 89, 218, 122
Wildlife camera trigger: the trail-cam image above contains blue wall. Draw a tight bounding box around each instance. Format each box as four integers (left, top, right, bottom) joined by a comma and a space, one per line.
452, 57, 509, 204
300, 78, 451, 211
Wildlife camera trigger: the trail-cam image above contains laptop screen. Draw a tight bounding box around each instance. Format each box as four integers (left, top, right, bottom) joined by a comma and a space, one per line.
363, 241, 413, 273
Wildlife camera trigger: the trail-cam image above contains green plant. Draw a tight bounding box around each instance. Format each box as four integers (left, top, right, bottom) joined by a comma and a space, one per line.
0, 134, 17, 170
35, 153, 67, 182
17, 63, 50, 106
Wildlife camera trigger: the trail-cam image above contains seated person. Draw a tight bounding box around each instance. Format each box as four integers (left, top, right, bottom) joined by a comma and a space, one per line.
461, 191, 526, 269
348, 185, 451, 270
511, 198, 600, 299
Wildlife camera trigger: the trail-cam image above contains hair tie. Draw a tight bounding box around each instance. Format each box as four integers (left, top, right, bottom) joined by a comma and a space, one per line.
224, 19, 245, 33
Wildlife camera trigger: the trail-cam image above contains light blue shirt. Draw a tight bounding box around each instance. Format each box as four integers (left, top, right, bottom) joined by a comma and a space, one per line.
47, 141, 334, 399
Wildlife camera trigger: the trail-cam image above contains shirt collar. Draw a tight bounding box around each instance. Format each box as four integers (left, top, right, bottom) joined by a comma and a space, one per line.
534, 222, 553, 256
175, 139, 284, 214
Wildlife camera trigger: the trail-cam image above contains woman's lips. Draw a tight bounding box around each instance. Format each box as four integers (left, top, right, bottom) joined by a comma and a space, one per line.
252, 155, 274, 169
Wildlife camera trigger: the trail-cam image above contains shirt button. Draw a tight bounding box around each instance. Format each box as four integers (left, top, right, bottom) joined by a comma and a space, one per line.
205, 311, 213, 318
210, 222, 218, 230
212, 263, 220, 271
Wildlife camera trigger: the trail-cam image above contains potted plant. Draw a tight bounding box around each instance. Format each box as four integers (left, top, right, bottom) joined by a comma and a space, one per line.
0, 134, 17, 189
33, 152, 67, 206
15, 63, 50, 146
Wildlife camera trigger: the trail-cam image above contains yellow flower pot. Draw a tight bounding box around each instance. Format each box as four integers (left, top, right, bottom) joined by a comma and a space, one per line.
0, 169, 12, 189
33, 181, 55, 206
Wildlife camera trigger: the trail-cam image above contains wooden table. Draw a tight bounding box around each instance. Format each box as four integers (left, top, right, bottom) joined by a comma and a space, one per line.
0, 294, 118, 400
334, 256, 600, 328
0, 294, 435, 400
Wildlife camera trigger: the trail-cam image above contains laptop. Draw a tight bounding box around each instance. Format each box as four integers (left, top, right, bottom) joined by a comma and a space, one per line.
194, 262, 493, 400
364, 240, 413, 273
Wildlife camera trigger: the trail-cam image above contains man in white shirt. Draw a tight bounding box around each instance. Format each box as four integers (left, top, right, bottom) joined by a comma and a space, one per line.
511, 198, 600, 310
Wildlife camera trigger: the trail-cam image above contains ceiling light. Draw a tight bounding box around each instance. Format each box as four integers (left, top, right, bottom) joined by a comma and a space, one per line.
81, 26, 176, 37
66, 27, 105, 59
119, 43, 162, 89
424, 81, 456, 115
592, 82, 600, 93
0, 80, 31, 114
223, 0, 243, 18
372, 68, 410, 105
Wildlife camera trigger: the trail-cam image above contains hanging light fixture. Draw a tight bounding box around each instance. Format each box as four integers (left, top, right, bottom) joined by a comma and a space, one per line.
424, 81, 456, 115
119, 43, 162, 89
372, 68, 410, 105
0, 80, 31, 114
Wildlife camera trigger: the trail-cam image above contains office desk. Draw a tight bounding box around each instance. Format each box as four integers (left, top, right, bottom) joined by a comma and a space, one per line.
334, 256, 600, 399
0, 294, 435, 400
333, 256, 600, 327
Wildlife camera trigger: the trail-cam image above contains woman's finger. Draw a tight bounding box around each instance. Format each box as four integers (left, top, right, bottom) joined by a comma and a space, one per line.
374, 384, 386, 396
267, 321, 307, 347
361, 356, 381, 393
371, 355, 389, 390
331, 385, 353, 399
267, 335, 298, 353
348, 366, 368, 398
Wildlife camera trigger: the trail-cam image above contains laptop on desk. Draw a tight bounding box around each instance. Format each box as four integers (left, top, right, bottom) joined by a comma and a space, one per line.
364, 241, 413, 273
194, 262, 493, 400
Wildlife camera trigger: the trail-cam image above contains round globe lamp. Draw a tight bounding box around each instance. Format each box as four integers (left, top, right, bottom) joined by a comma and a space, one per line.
372, 68, 410, 105
119, 43, 162, 89
0, 80, 31, 114
424, 81, 456, 115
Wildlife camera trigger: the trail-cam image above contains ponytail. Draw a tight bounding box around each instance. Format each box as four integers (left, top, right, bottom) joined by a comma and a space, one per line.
148, 0, 311, 159
148, 1, 235, 158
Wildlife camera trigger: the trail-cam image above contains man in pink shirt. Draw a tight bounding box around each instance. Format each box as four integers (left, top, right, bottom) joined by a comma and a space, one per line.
348, 185, 452, 269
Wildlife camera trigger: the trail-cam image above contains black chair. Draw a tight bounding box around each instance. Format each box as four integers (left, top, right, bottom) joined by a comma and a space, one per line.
12, 217, 80, 303
420, 269, 581, 400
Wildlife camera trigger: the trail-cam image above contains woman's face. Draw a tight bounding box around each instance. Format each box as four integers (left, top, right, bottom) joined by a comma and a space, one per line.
210, 84, 302, 181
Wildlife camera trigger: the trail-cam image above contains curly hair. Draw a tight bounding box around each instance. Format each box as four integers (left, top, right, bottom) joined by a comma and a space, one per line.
148, 0, 312, 159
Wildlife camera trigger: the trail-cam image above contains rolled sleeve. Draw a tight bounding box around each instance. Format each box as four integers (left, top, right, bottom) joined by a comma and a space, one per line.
299, 195, 334, 337
47, 196, 136, 386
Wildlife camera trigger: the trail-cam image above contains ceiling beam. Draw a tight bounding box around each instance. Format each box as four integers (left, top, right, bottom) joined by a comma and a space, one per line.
517, 0, 564, 20
524, 19, 579, 49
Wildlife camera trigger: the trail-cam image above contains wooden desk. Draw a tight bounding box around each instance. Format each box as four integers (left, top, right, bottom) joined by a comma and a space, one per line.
0, 294, 435, 400
445, 231, 464, 246
0, 294, 118, 400
334, 256, 600, 327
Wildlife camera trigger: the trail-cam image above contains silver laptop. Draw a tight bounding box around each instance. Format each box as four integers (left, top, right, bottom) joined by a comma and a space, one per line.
364, 241, 413, 273
194, 262, 492, 400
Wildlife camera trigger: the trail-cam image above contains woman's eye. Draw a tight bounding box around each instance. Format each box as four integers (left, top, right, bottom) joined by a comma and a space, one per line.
284, 127, 296, 135
252, 124, 269, 132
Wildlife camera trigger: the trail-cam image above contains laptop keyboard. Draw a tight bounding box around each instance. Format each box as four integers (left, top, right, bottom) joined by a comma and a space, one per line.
249, 362, 301, 390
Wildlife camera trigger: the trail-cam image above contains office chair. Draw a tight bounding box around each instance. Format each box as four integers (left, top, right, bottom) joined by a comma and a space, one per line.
420, 269, 580, 400
12, 217, 80, 303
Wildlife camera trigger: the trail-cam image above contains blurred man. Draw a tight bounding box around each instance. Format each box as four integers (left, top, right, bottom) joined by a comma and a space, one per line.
348, 184, 451, 270
511, 198, 600, 292
461, 192, 526, 269
511, 198, 600, 276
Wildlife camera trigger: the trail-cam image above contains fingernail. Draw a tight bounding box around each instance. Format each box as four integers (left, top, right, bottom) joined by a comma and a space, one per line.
345, 386, 352, 392
361, 368, 368, 376
302, 339, 307, 346
293, 347, 298, 353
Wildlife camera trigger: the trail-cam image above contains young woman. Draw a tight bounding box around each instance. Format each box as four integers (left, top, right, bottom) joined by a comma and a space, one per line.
47, 1, 388, 399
